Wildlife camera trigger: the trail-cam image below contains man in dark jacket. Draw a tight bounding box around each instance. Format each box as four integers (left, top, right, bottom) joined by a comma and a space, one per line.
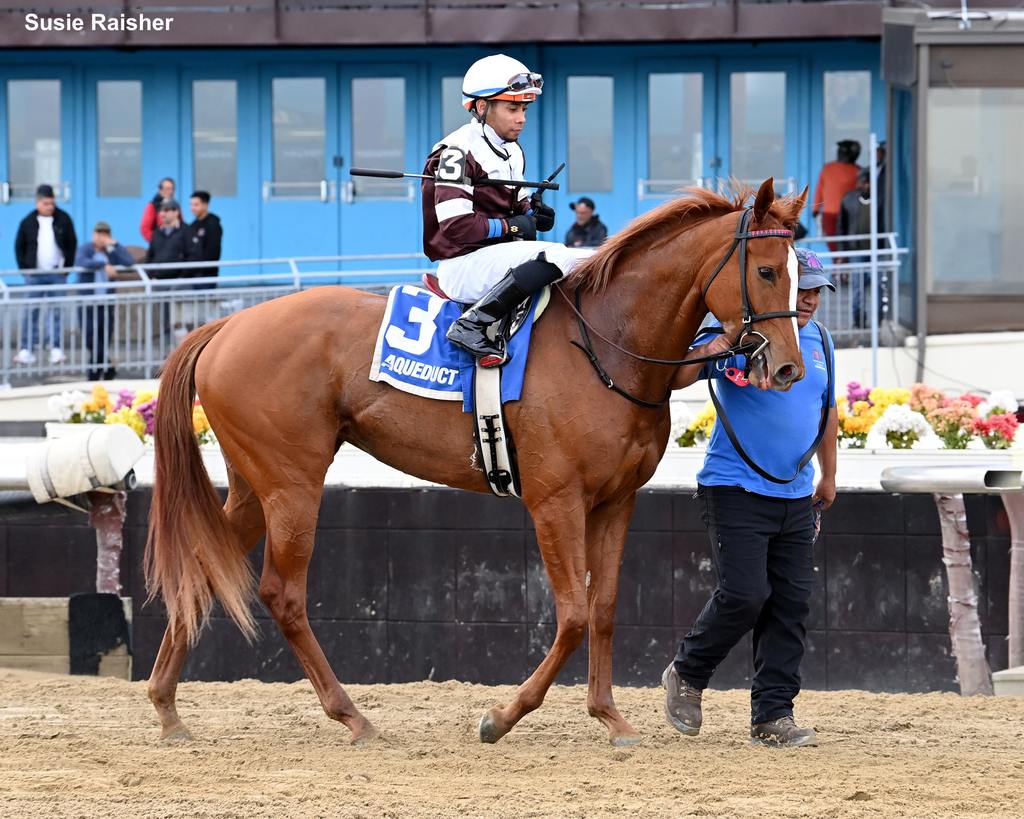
146, 198, 190, 345
186, 190, 223, 279
564, 197, 608, 248
75, 221, 134, 380
13, 184, 77, 365
838, 169, 883, 327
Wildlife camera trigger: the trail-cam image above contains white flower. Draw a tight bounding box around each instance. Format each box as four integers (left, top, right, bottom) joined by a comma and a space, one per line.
978, 390, 1018, 418
47, 390, 87, 421
669, 400, 694, 447
866, 403, 937, 449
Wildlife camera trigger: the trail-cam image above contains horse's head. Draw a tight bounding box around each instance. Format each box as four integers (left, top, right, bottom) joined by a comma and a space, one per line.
700, 178, 808, 391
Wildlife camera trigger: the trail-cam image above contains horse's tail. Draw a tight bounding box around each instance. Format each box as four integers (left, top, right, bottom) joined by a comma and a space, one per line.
144, 317, 256, 645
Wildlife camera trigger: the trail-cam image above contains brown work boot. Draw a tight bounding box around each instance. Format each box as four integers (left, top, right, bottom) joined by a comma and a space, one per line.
750, 715, 818, 747
662, 663, 702, 736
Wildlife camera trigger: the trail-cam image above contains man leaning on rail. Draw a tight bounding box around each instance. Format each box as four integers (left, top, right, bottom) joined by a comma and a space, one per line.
664, 247, 839, 748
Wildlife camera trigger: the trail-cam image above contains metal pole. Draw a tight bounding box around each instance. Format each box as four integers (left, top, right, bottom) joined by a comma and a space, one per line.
869, 131, 879, 387
1003, 492, 1024, 668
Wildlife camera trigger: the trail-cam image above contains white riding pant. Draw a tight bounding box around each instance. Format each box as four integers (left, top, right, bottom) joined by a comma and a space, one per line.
436, 241, 595, 303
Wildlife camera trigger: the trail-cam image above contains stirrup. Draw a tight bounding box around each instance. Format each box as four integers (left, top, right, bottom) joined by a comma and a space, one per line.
479, 350, 509, 369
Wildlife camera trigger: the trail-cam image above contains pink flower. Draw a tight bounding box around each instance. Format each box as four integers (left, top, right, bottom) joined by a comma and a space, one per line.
973, 412, 1019, 449
135, 398, 158, 436
846, 381, 871, 404
959, 393, 985, 408
115, 389, 135, 410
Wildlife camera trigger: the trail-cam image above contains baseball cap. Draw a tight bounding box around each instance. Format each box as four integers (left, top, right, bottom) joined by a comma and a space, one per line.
569, 196, 596, 211
93, 220, 112, 234
795, 248, 835, 292
160, 198, 180, 211
36, 184, 55, 199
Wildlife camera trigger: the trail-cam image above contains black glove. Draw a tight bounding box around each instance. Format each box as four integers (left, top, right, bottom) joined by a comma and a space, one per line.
506, 214, 537, 241
531, 199, 555, 233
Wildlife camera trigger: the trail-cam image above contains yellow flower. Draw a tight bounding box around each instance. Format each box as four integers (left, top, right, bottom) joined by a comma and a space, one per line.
868, 387, 910, 413
192, 405, 210, 436
688, 400, 717, 441
81, 399, 99, 413
105, 407, 146, 440
132, 389, 157, 408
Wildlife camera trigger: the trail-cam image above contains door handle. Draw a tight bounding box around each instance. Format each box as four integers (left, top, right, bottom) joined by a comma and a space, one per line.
61, 181, 71, 202
320, 179, 329, 203
0, 181, 9, 204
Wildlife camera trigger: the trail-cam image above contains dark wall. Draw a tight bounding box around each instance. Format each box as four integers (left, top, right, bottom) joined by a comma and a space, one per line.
0, 488, 1012, 693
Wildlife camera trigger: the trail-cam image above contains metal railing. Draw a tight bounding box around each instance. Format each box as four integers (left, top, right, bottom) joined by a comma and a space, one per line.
795, 232, 907, 343
0, 254, 426, 386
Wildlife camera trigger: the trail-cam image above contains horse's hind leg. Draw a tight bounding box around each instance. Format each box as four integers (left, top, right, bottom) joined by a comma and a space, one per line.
148, 462, 265, 740
259, 485, 378, 745
584, 495, 641, 746
478, 494, 588, 743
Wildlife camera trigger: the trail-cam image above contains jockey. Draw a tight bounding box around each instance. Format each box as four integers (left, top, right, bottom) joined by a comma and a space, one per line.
422, 54, 594, 367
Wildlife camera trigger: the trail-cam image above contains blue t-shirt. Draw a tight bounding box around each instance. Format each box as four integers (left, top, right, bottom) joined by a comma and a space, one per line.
696, 320, 835, 499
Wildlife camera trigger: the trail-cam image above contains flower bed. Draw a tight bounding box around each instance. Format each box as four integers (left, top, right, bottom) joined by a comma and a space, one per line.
47, 384, 216, 446
670, 382, 1021, 451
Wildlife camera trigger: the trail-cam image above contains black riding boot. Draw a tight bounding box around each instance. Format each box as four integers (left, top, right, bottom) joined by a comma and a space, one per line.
446, 256, 562, 367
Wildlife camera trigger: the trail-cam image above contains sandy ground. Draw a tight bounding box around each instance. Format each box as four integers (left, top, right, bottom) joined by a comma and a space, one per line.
1, 669, 1023, 819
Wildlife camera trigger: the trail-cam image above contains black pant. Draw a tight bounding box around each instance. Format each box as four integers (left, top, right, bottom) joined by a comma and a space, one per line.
674, 485, 814, 724
80, 303, 112, 376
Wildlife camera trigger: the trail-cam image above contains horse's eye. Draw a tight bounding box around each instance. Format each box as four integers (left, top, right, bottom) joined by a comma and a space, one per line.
757, 266, 776, 282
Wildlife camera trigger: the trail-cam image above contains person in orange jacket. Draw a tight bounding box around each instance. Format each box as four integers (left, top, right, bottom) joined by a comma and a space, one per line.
812, 140, 860, 251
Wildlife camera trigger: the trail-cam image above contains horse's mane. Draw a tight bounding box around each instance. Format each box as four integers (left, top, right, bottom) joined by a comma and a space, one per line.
567, 185, 804, 293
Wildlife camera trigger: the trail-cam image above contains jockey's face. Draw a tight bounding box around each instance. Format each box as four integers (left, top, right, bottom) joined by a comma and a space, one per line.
796, 287, 821, 328
484, 100, 529, 141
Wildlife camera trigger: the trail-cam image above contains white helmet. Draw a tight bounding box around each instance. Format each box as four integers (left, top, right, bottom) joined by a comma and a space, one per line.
462, 54, 543, 111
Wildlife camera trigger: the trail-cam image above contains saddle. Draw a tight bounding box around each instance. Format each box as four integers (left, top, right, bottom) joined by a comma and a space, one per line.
422, 272, 548, 499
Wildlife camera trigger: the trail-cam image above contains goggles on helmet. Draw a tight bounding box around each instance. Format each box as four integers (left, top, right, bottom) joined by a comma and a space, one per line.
505, 72, 543, 94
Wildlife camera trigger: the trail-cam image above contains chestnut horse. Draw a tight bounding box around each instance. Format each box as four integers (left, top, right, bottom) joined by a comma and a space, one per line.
145, 180, 807, 747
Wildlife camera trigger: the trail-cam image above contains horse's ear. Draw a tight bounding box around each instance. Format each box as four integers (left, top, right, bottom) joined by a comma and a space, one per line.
753, 178, 775, 224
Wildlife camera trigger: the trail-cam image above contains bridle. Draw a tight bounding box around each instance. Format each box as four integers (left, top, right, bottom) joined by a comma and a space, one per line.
563, 206, 797, 409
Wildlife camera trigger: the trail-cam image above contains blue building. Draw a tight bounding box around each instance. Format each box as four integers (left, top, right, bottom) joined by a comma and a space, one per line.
0, 3, 888, 272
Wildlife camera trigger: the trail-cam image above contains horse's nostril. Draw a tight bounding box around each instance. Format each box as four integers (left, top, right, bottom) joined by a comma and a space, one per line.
777, 364, 796, 382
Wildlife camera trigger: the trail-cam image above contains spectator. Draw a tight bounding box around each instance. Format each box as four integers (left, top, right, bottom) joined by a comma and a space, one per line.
186, 190, 223, 278
75, 221, 133, 381
564, 196, 608, 248
812, 140, 860, 251
839, 169, 883, 327
146, 199, 190, 343
140, 177, 176, 243
13, 184, 77, 365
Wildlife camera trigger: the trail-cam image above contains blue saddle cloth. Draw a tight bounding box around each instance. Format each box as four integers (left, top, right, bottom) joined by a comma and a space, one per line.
369, 284, 539, 412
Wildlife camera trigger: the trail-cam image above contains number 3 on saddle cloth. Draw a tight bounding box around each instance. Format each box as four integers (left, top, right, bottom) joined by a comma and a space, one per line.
369, 282, 551, 498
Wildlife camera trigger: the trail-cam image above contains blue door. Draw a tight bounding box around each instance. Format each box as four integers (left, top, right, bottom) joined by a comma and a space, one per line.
258, 64, 341, 263
0, 65, 77, 275
338, 63, 422, 273
83, 67, 170, 256
179, 67, 260, 266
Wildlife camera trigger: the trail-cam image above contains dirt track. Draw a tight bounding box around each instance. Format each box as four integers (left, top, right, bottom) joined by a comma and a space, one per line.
1, 668, 1023, 818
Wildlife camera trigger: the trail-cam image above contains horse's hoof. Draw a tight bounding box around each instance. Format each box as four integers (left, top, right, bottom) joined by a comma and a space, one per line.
350, 719, 380, 747
160, 723, 193, 743
478, 709, 508, 744
609, 731, 643, 748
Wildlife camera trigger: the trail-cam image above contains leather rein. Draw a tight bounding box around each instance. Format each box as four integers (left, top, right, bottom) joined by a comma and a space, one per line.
560, 207, 797, 409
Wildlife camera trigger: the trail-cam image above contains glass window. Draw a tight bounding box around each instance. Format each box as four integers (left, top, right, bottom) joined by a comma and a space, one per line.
730, 72, 786, 189
647, 73, 703, 195
272, 77, 325, 197
823, 71, 871, 162
7, 80, 61, 199
568, 76, 613, 192
927, 87, 1024, 292
352, 77, 405, 197
97, 80, 142, 198
192, 80, 237, 197
442, 76, 468, 138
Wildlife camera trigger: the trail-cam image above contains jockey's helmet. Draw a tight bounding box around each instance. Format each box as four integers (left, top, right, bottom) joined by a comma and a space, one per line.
462, 54, 543, 111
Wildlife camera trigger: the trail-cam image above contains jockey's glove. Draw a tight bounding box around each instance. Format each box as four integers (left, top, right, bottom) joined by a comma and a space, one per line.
506, 214, 537, 241
531, 201, 556, 233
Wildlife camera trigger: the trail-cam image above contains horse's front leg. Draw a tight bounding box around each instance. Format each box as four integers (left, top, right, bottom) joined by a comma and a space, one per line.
585, 494, 642, 746
478, 493, 588, 743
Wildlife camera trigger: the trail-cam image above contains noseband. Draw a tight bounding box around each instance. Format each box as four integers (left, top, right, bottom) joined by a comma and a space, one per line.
562, 206, 796, 409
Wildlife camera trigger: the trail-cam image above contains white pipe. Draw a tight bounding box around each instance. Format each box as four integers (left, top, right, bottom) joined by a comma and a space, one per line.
880, 466, 1023, 494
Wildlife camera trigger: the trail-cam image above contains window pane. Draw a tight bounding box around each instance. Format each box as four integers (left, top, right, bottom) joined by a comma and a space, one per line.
730, 72, 786, 187
352, 77, 405, 197
442, 76, 468, 138
648, 73, 703, 194
97, 80, 142, 198
192, 80, 237, 197
568, 76, 613, 192
824, 71, 870, 161
7, 80, 61, 199
927, 87, 1024, 292
272, 77, 325, 196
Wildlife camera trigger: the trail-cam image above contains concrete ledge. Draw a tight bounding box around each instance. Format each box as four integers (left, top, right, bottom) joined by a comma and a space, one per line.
993, 666, 1024, 697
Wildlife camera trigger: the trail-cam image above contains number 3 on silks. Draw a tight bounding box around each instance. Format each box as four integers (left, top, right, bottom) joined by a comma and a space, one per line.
385, 286, 444, 356
436, 148, 466, 183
